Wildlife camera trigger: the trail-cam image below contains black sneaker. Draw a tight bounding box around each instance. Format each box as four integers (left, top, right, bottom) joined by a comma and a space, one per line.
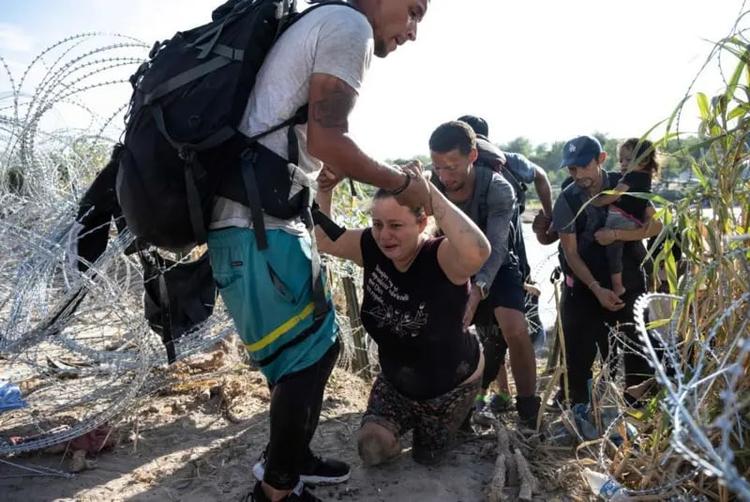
246, 481, 321, 502
516, 395, 542, 431
253, 454, 350, 485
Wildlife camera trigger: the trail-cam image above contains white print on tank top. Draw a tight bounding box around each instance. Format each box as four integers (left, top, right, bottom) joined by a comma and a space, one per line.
364, 265, 428, 338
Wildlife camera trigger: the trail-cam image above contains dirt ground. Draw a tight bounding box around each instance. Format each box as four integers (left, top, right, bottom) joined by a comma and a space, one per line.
0, 350, 591, 502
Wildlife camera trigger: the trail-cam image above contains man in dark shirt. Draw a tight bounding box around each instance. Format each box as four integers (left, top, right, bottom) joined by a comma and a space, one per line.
549, 135, 661, 405
429, 121, 541, 429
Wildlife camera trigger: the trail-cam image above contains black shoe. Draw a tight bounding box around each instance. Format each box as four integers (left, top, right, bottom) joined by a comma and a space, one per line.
253, 454, 350, 485
516, 395, 542, 431
246, 481, 321, 502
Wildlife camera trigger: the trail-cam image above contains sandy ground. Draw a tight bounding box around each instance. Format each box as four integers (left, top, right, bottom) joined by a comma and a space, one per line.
0, 350, 590, 502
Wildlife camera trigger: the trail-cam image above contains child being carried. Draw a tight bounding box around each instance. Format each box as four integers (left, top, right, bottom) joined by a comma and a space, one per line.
593, 138, 659, 296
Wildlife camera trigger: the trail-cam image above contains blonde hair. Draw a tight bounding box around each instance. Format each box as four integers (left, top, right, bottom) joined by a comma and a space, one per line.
371, 189, 437, 235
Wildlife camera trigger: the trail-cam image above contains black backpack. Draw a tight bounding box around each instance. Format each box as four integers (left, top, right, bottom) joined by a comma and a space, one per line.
473, 139, 527, 262
116, 0, 356, 322
69, 147, 217, 363
70, 1, 355, 360
116, 0, 351, 251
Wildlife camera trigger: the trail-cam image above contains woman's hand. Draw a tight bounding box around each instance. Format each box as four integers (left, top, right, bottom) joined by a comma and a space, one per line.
594, 228, 617, 246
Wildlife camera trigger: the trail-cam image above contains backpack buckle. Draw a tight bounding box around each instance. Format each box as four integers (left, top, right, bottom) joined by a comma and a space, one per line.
240, 147, 257, 163
178, 147, 196, 162
149, 40, 164, 59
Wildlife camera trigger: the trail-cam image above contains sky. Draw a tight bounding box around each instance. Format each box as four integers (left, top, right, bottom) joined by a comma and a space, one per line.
0, 0, 746, 159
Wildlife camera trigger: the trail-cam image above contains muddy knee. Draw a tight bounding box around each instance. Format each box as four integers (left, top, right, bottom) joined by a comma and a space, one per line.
357, 423, 400, 467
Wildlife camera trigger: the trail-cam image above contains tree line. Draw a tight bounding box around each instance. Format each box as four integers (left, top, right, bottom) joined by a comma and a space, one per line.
389, 133, 709, 202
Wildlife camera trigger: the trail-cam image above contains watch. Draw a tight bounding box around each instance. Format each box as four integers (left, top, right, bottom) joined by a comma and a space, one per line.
474, 280, 490, 300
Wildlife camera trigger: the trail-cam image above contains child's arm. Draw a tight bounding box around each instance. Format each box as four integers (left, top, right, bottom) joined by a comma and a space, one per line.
591, 181, 630, 207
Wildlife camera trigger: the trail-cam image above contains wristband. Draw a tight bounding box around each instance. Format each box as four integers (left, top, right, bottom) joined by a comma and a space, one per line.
588, 280, 600, 291
388, 172, 412, 196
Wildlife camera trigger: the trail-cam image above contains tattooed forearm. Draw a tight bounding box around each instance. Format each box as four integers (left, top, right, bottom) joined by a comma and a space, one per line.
429, 184, 490, 278
311, 86, 356, 129
432, 197, 447, 222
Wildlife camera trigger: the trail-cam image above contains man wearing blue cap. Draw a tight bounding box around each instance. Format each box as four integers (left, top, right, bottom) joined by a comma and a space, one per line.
550, 135, 661, 406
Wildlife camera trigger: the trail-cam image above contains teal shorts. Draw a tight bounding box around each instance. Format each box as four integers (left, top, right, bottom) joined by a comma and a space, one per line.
207, 227, 337, 384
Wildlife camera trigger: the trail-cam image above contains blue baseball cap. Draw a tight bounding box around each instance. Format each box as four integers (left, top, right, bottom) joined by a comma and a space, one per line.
560, 135, 602, 168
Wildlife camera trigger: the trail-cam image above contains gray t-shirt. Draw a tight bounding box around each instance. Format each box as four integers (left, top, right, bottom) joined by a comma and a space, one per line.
211, 5, 373, 232
454, 166, 516, 286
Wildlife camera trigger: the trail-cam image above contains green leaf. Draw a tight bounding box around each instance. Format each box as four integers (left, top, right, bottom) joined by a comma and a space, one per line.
727, 104, 749, 121
696, 92, 711, 121
646, 318, 672, 330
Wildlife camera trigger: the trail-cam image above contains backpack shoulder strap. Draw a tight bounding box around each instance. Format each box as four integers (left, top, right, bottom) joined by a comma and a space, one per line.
476, 165, 494, 231
561, 184, 586, 235
501, 166, 525, 200
562, 170, 621, 238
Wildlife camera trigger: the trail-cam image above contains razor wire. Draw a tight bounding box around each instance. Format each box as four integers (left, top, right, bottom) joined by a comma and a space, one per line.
631, 288, 750, 500
0, 33, 244, 458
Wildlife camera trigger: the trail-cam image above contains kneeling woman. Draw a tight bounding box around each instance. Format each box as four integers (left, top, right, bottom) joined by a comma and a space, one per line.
315, 164, 489, 466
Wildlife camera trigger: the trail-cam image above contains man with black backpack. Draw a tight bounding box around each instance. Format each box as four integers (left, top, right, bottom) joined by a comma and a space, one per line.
208, 2, 431, 501
113, 1, 430, 501
549, 135, 661, 406
429, 121, 542, 431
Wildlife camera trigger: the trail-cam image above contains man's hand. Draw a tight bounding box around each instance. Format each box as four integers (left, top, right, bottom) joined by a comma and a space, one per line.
531, 210, 551, 235
594, 228, 617, 246
532, 210, 558, 245
592, 284, 625, 311
395, 160, 432, 214
317, 166, 343, 193
462, 286, 483, 329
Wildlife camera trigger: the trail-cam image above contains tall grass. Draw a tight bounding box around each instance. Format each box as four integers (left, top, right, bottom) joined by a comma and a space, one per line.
583, 23, 750, 501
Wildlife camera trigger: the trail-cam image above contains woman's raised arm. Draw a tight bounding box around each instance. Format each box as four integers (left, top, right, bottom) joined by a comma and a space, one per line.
400, 163, 489, 285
